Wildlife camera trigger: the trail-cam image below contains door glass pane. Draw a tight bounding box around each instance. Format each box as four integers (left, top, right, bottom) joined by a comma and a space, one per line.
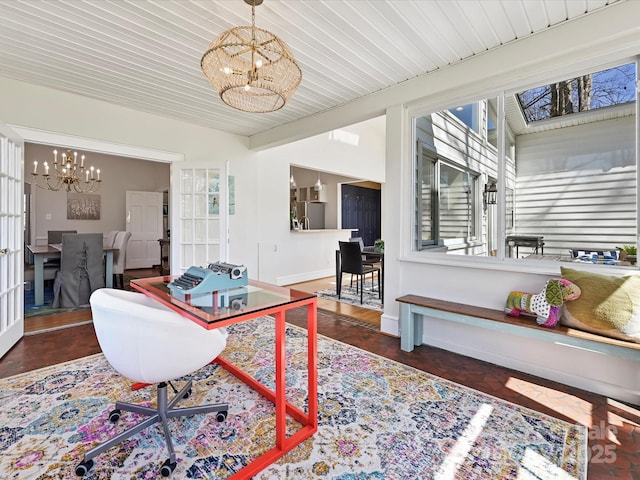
194, 219, 206, 243
181, 219, 193, 242
194, 169, 207, 193
181, 244, 193, 269
194, 244, 207, 264
181, 194, 193, 218
181, 169, 193, 192
194, 194, 207, 218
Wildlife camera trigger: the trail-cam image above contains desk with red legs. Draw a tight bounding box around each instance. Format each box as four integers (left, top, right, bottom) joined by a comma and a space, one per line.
130, 277, 318, 479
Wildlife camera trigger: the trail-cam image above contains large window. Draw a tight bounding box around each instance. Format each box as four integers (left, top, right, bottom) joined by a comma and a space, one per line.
413, 58, 638, 264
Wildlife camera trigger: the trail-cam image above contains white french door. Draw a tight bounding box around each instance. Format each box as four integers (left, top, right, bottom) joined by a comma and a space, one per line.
177, 168, 225, 271
0, 124, 24, 359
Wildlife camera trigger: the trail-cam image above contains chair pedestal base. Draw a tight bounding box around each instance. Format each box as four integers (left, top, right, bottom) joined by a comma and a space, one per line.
76, 380, 228, 477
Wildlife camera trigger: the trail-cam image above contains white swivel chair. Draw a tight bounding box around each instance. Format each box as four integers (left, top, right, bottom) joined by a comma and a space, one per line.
111, 231, 131, 289
75, 288, 229, 478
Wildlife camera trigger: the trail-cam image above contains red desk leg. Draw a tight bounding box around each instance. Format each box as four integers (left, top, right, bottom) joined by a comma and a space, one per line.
274, 310, 287, 449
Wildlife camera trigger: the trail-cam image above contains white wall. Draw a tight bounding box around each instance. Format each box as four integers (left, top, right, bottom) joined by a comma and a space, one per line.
241, 116, 386, 285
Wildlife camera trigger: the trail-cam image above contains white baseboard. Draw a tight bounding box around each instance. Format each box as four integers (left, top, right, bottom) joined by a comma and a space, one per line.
276, 268, 335, 287
381, 313, 399, 336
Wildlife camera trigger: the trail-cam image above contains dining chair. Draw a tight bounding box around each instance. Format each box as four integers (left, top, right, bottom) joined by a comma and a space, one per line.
112, 231, 132, 289
104, 230, 119, 248
338, 240, 381, 304
47, 229, 78, 245
52, 233, 105, 308
75, 288, 229, 478
44, 229, 77, 268
349, 236, 382, 271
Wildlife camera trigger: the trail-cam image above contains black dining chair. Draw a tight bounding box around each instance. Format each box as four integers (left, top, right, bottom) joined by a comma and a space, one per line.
349, 236, 382, 271
338, 241, 381, 304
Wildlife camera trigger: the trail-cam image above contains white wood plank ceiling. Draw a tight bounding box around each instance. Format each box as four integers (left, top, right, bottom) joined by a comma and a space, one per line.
0, 0, 618, 137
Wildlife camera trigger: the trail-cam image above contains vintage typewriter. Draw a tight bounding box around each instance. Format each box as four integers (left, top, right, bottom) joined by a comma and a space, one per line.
168, 261, 248, 295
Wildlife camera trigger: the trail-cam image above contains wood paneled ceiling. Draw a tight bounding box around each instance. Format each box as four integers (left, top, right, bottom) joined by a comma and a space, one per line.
0, 0, 619, 137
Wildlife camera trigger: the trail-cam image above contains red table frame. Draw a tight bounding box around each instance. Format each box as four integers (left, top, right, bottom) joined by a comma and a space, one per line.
131, 277, 318, 479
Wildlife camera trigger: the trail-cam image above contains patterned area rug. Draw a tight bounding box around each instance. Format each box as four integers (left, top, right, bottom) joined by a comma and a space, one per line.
0, 317, 587, 479
316, 284, 383, 311
24, 284, 90, 319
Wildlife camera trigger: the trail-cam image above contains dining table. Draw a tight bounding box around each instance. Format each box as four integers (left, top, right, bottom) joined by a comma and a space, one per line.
27, 243, 116, 306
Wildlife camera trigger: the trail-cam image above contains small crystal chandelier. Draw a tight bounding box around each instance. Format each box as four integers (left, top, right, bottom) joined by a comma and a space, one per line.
200, 0, 302, 113
31, 149, 102, 193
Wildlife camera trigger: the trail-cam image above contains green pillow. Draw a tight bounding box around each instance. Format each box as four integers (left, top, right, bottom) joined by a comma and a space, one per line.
560, 267, 640, 343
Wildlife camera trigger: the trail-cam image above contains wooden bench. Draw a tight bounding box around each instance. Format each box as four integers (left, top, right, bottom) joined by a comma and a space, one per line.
396, 294, 640, 361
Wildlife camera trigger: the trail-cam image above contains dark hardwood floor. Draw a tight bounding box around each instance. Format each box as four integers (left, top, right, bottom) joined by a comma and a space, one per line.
3, 270, 639, 479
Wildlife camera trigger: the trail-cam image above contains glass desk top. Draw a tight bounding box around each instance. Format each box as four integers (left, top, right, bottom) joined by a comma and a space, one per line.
131, 276, 316, 328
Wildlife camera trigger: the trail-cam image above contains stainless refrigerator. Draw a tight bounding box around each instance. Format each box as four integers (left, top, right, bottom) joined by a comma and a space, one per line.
296, 201, 325, 229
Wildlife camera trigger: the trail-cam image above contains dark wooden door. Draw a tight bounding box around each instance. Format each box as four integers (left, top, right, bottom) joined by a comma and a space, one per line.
341, 184, 381, 246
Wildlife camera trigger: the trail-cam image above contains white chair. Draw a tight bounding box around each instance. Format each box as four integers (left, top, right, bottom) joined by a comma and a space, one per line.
75, 288, 229, 478
112, 231, 131, 288
104, 230, 118, 248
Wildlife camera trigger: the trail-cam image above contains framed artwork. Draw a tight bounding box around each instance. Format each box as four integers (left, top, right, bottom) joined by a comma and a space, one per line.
67, 193, 101, 220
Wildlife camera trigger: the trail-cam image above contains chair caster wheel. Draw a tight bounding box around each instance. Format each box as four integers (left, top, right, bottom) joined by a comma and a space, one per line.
160, 458, 177, 477
109, 409, 121, 422
216, 410, 228, 422
75, 458, 94, 476
183, 388, 192, 399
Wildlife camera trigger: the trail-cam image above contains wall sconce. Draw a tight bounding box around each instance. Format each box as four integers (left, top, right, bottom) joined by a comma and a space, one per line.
483, 181, 497, 207
290, 174, 297, 189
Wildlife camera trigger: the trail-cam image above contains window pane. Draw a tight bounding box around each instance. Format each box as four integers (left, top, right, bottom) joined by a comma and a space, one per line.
514, 63, 637, 259
414, 97, 499, 256
416, 145, 435, 247
448, 103, 479, 133
517, 63, 636, 123
439, 164, 475, 240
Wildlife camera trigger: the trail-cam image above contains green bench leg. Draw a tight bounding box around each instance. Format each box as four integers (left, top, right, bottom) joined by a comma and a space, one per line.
400, 303, 423, 352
